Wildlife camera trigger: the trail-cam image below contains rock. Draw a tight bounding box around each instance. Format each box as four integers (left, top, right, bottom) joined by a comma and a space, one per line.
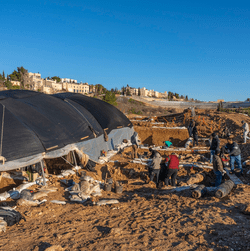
44, 245, 64, 251
32, 191, 48, 200
187, 173, 205, 185
20, 190, 33, 201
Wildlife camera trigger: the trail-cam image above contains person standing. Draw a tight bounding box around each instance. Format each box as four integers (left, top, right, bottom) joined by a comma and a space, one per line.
242, 120, 250, 144
164, 153, 179, 187
148, 148, 162, 186
210, 132, 220, 164
192, 122, 198, 147
131, 132, 141, 159
213, 150, 224, 186
188, 120, 193, 137
225, 135, 242, 175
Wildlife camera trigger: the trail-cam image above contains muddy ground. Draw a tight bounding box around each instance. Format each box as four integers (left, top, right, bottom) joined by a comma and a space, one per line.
1, 109, 250, 251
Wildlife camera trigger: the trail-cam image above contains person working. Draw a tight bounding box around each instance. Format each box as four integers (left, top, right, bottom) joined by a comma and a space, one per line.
210, 132, 220, 164
131, 132, 141, 159
188, 121, 193, 137
164, 152, 179, 187
212, 150, 224, 186
225, 135, 242, 175
148, 148, 162, 187
242, 120, 250, 144
192, 122, 198, 147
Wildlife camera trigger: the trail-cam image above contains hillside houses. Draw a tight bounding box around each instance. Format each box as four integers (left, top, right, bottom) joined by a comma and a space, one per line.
25, 72, 90, 94
125, 86, 168, 98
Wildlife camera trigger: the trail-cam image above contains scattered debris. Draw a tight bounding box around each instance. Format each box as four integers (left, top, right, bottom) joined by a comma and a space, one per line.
95, 199, 119, 206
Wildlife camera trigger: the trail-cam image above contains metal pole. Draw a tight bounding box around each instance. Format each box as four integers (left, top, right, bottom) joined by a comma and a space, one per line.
40, 160, 46, 186
72, 151, 78, 176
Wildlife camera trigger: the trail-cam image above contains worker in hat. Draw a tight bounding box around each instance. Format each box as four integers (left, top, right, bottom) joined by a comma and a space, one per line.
224, 135, 242, 175
242, 120, 250, 144
209, 132, 220, 164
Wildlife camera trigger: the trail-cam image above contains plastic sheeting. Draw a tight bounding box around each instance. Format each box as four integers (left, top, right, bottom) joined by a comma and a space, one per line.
0, 127, 134, 172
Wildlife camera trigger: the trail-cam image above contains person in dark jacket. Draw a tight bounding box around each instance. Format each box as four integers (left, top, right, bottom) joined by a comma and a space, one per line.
225, 136, 242, 174
164, 153, 179, 186
210, 132, 220, 164
221, 126, 230, 138
213, 149, 224, 186
188, 121, 193, 137
192, 122, 198, 147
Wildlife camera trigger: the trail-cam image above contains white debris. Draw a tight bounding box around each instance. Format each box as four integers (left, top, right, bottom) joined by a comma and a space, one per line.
0, 192, 10, 201
50, 200, 67, 205
95, 199, 119, 206
0, 218, 7, 233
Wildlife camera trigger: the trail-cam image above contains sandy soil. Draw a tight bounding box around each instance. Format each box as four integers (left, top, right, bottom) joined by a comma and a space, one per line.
1, 109, 250, 251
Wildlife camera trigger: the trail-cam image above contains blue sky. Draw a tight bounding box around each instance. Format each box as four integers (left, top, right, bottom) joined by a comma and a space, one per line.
1, 0, 250, 101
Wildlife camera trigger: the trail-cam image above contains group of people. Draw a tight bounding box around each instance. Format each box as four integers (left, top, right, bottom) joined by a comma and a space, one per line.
209, 120, 250, 186
131, 118, 249, 188
148, 148, 179, 188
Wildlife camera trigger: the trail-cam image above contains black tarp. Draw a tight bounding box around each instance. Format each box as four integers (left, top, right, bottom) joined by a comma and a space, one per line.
53, 93, 132, 134
0, 90, 131, 162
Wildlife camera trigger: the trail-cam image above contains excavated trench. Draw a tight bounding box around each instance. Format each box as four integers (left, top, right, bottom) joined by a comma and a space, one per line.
134, 126, 189, 147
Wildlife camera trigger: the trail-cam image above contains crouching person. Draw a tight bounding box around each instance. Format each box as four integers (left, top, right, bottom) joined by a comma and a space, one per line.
148, 148, 162, 187
213, 150, 224, 187
164, 153, 179, 187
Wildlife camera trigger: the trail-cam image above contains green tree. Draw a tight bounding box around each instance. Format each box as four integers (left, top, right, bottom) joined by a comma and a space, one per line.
126, 88, 131, 96
185, 95, 188, 101
51, 76, 61, 83
168, 91, 173, 100
102, 91, 117, 106
9, 66, 28, 89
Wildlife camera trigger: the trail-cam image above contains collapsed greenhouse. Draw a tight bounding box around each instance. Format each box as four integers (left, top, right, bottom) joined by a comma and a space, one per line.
0, 90, 134, 172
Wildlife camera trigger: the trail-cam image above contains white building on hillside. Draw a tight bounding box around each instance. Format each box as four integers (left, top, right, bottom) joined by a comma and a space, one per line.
28, 72, 44, 91
61, 78, 77, 83
65, 82, 89, 94
10, 80, 21, 86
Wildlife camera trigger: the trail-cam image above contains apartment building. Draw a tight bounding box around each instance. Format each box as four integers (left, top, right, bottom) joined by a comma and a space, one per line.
65, 82, 89, 94
28, 72, 44, 91
61, 78, 77, 83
